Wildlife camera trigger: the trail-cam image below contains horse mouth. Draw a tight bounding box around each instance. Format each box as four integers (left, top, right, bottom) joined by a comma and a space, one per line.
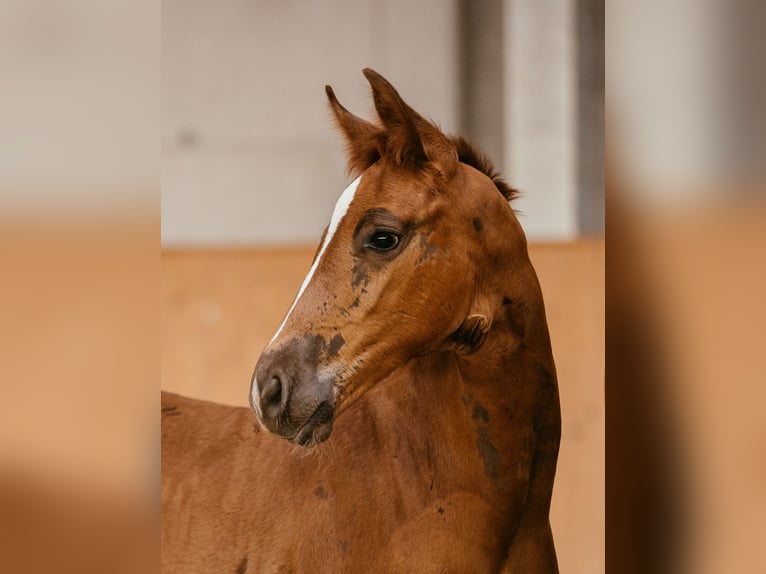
291, 401, 334, 447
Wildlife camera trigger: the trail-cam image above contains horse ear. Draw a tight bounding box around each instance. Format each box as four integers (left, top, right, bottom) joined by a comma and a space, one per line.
362, 68, 426, 167
448, 314, 491, 354
362, 68, 457, 177
325, 85, 385, 176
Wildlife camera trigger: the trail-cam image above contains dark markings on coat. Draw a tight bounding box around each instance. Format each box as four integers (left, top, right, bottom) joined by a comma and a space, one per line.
414, 234, 438, 266
351, 263, 369, 289
472, 402, 489, 423
476, 427, 501, 488
437, 506, 445, 515
327, 333, 345, 357
340, 540, 349, 554
314, 484, 328, 500
236, 555, 249, 574
364, 404, 383, 452
535, 363, 556, 390
350, 297, 360, 308
162, 405, 181, 416
472, 217, 484, 232
502, 296, 512, 306
533, 413, 560, 459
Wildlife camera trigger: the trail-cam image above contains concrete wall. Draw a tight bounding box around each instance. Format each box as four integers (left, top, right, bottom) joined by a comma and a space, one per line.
162, 0, 604, 246
162, 0, 459, 246
504, 0, 579, 239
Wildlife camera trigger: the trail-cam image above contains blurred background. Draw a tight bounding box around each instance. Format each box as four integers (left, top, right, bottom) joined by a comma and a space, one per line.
162, 0, 604, 245
3, 0, 764, 573
161, 1, 604, 574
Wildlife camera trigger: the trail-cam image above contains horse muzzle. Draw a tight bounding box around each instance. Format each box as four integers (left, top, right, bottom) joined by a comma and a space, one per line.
250, 337, 337, 447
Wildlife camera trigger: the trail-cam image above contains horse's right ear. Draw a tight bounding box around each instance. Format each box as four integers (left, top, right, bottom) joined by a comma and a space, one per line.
326, 85, 385, 176
363, 68, 457, 178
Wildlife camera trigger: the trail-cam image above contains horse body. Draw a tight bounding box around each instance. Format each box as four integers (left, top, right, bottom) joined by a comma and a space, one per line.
162, 349, 557, 572
162, 69, 560, 573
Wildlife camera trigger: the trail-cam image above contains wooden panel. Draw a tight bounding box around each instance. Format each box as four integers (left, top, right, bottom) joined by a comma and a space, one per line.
530, 240, 605, 573
161, 239, 604, 573
161, 248, 315, 406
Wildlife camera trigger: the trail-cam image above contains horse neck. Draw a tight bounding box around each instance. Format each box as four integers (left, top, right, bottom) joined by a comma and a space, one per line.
402, 277, 557, 437
447, 255, 559, 445
366, 245, 559, 463
467, 306, 554, 406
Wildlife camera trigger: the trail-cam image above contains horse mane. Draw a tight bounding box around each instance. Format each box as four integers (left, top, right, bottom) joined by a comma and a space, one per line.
449, 135, 518, 202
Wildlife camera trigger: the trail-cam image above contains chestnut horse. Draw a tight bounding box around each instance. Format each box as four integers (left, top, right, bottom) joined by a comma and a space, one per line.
162, 69, 561, 573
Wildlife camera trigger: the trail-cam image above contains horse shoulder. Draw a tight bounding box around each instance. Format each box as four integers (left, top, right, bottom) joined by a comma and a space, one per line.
382, 491, 509, 573
161, 393, 269, 573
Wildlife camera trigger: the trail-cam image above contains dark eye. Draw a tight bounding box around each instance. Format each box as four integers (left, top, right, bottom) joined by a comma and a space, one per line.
367, 230, 400, 251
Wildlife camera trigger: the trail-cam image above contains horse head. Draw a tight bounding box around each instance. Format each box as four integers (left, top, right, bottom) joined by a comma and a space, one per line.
250, 69, 532, 447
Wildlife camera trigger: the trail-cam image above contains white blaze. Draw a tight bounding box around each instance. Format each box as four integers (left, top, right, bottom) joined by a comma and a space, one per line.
268, 175, 363, 344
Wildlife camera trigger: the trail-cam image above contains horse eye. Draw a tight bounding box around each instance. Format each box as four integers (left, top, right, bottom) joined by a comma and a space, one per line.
367, 231, 400, 251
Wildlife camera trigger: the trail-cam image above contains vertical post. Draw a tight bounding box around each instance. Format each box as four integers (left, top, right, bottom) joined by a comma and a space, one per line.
576, 0, 604, 235
503, 0, 578, 240
457, 0, 505, 170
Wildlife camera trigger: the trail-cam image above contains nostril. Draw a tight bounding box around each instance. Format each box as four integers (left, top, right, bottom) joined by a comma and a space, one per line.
260, 374, 284, 418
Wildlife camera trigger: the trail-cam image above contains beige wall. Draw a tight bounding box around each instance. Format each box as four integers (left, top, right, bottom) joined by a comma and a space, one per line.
162, 1, 600, 246
504, 0, 579, 239
162, 0, 459, 246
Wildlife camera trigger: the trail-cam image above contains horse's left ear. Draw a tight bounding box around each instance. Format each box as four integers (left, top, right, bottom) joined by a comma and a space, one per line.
448, 313, 491, 354
363, 68, 458, 178
326, 85, 385, 176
